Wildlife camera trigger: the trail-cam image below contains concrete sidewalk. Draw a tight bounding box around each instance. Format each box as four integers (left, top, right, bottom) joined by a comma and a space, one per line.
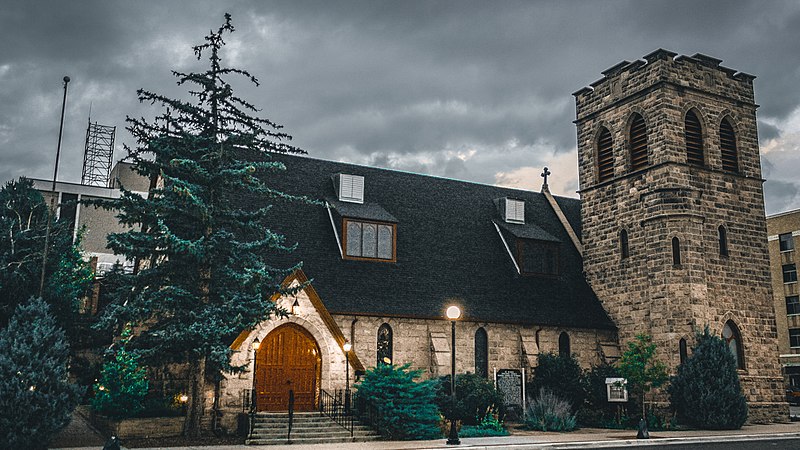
53, 422, 800, 450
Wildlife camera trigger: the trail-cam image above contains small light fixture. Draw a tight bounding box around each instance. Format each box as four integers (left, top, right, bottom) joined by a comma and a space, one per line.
291, 297, 300, 314
446, 305, 462, 320
252, 337, 260, 350
97, 385, 106, 392
343, 341, 352, 352
178, 394, 189, 403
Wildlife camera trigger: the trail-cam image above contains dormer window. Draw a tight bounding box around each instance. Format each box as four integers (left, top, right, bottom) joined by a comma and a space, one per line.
335, 173, 364, 203
516, 239, 559, 276
504, 198, 525, 224
343, 218, 396, 262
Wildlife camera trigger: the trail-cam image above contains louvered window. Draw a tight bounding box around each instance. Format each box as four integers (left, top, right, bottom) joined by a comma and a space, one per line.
596, 127, 614, 182
629, 114, 648, 171
685, 110, 704, 167
344, 219, 395, 261
720, 118, 739, 173
337, 174, 365, 203
504, 198, 525, 223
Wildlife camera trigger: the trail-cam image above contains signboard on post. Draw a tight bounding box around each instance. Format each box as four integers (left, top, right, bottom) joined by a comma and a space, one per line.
495, 369, 524, 414
605, 377, 628, 402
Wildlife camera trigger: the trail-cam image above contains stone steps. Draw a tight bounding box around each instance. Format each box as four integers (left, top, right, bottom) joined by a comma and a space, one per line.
246, 412, 379, 445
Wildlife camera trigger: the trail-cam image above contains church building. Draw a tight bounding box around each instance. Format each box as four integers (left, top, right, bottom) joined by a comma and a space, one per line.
34, 49, 788, 431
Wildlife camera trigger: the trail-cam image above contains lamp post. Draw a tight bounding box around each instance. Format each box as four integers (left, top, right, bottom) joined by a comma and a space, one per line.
446, 305, 461, 446
250, 338, 260, 414
343, 341, 352, 415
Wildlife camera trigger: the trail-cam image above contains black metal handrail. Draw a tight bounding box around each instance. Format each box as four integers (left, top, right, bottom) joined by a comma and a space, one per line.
358, 398, 384, 437
319, 388, 354, 437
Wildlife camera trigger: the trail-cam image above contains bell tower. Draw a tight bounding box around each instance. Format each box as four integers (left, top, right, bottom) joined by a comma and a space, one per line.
574, 49, 786, 422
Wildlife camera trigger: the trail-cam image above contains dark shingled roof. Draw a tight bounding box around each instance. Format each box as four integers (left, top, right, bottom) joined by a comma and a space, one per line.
260, 154, 615, 330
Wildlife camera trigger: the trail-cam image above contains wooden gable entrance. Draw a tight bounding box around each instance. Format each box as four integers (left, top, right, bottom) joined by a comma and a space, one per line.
255, 323, 321, 411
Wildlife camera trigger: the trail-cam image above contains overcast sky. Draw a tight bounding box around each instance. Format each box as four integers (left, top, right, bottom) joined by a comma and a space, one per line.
2, 0, 799, 214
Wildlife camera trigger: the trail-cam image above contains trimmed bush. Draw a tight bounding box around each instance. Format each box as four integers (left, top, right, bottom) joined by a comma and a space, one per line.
459, 413, 509, 437
528, 353, 584, 412
436, 372, 506, 425
0, 297, 83, 449
355, 363, 441, 440
668, 328, 748, 429
525, 388, 577, 432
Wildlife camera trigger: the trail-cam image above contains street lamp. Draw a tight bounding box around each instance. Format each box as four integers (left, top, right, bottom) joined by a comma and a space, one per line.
445, 305, 461, 446
251, 338, 260, 414
343, 341, 352, 415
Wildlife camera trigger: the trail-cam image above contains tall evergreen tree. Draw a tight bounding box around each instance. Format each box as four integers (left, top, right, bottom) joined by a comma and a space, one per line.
91, 14, 307, 435
668, 327, 748, 429
0, 177, 92, 330
0, 297, 83, 449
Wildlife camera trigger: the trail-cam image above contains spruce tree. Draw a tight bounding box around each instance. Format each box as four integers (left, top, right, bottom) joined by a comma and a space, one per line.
0, 297, 83, 449
668, 327, 748, 429
91, 14, 307, 435
0, 177, 92, 330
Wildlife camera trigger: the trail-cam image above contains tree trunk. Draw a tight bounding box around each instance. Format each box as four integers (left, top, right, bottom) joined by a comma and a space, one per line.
183, 357, 207, 437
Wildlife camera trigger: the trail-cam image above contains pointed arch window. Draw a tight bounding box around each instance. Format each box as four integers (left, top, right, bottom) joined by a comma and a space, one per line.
597, 127, 614, 182
679, 338, 688, 364
685, 110, 705, 167
620, 229, 630, 259
377, 323, 393, 365
718, 226, 729, 257
558, 332, 571, 358
474, 327, 488, 378
720, 118, 739, 173
723, 321, 745, 370
672, 237, 681, 266
629, 113, 648, 171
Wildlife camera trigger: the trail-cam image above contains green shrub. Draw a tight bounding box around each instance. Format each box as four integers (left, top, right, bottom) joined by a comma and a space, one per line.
0, 297, 83, 449
355, 363, 441, 440
668, 327, 747, 429
525, 388, 577, 432
528, 353, 585, 413
91, 329, 149, 419
436, 372, 506, 425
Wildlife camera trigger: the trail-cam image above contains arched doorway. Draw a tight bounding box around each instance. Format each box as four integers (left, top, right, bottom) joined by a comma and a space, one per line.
255, 323, 321, 411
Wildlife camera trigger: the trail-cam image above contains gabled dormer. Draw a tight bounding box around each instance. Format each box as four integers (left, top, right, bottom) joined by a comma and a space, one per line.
333, 173, 364, 204
493, 197, 561, 277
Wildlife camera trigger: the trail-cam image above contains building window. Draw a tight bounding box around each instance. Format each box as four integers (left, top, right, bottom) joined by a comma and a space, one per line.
596, 127, 614, 182
784, 264, 798, 283
672, 237, 681, 266
780, 233, 795, 252
377, 323, 393, 365
720, 117, 739, 173
679, 338, 688, 364
474, 327, 488, 379
685, 110, 705, 167
620, 229, 630, 259
344, 219, 395, 261
558, 332, 571, 358
516, 239, 559, 276
790, 329, 800, 348
787, 296, 800, 315
629, 113, 648, 171
718, 226, 728, 257
722, 320, 744, 370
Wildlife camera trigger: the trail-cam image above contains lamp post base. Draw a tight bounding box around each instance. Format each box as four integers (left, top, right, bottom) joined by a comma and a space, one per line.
446, 420, 460, 445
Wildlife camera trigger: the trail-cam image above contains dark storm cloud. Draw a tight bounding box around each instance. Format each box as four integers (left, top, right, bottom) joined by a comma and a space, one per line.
2, 0, 800, 213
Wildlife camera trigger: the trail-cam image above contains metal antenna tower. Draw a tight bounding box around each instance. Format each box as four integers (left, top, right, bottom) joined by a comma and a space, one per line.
81, 120, 116, 186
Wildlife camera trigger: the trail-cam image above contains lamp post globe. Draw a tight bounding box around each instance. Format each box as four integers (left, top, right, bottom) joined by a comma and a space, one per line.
446, 304, 461, 445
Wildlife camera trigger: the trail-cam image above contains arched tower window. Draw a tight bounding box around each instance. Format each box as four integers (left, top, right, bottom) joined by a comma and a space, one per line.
629, 113, 648, 171
718, 225, 729, 257
723, 321, 745, 370
474, 327, 488, 378
377, 323, 393, 365
597, 127, 614, 182
679, 338, 688, 364
558, 332, 571, 358
672, 237, 681, 266
620, 229, 630, 259
720, 117, 739, 173
685, 110, 705, 167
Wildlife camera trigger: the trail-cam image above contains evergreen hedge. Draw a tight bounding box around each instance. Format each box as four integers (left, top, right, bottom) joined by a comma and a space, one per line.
528, 353, 585, 413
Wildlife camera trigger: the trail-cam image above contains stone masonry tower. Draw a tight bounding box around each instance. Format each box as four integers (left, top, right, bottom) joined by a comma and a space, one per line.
574, 49, 786, 422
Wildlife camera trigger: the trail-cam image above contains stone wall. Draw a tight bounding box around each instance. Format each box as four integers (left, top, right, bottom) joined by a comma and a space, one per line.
575, 50, 787, 422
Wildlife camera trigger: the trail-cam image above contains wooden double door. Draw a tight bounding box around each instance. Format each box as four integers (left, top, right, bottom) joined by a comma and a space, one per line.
255, 323, 321, 411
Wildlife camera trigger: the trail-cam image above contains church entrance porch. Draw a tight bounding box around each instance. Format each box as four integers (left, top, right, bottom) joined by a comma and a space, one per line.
255, 323, 321, 411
